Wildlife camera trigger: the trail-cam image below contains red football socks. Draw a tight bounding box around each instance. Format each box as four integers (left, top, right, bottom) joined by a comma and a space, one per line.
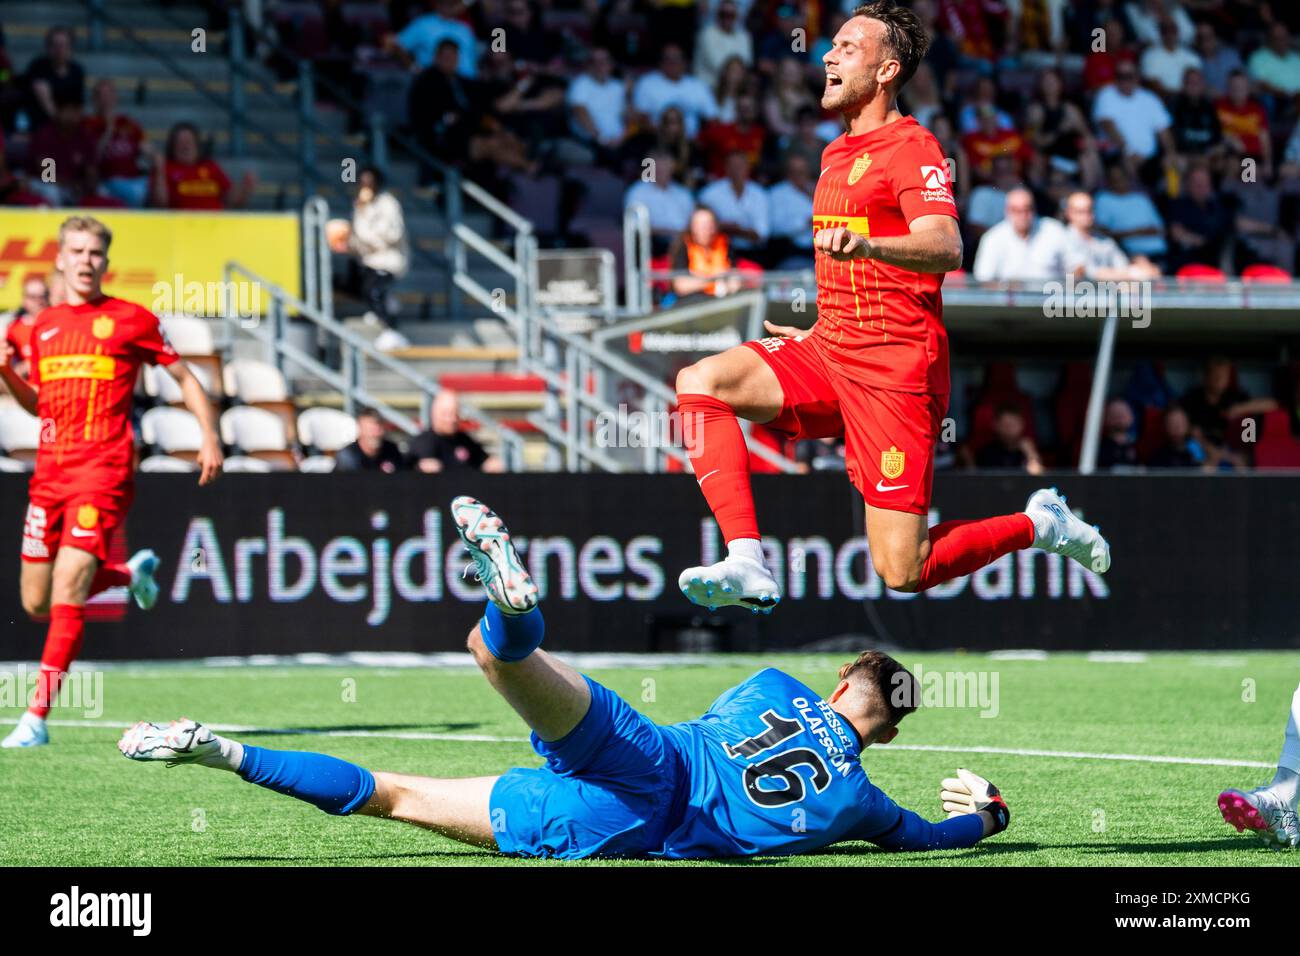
29, 603, 86, 719
678, 393, 760, 542
89, 563, 131, 596
916, 514, 1035, 590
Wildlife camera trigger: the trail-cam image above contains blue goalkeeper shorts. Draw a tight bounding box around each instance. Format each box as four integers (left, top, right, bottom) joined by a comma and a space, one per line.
489, 675, 686, 859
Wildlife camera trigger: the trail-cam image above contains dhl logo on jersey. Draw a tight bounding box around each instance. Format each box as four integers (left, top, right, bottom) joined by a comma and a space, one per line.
38, 354, 116, 382
812, 215, 871, 239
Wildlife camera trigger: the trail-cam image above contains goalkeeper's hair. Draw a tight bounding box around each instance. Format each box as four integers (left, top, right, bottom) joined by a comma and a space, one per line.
58, 215, 112, 253
850, 0, 931, 90
839, 650, 919, 726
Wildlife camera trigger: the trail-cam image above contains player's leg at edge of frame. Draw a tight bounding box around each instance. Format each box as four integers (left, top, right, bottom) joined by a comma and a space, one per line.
1218, 680, 1300, 850
115, 496, 584, 851
3, 544, 162, 749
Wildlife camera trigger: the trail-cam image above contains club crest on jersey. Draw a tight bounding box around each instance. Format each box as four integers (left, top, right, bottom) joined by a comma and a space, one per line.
92, 316, 114, 340
847, 153, 872, 185
881, 446, 905, 480
77, 504, 99, 529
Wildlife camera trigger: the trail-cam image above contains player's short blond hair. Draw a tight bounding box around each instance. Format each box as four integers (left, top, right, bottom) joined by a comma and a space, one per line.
57, 215, 113, 253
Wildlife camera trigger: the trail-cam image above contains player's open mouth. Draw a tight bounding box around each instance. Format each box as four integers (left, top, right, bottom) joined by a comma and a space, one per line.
826, 72, 842, 87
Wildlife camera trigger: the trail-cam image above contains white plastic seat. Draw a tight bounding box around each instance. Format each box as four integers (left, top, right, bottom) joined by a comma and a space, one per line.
140, 407, 204, 454
223, 358, 289, 403
220, 406, 288, 452
0, 405, 42, 456
297, 407, 357, 452
159, 315, 216, 355
139, 454, 198, 473
0, 455, 31, 472
297, 454, 337, 473
144, 362, 215, 403
222, 455, 273, 473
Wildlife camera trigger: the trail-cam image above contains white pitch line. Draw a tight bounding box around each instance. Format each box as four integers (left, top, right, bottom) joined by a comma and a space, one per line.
0, 717, 1273, 768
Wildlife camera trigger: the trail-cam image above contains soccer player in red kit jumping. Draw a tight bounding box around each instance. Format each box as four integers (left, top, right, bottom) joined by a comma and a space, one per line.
0, 215, 223, 748
675, 1, 1110, 611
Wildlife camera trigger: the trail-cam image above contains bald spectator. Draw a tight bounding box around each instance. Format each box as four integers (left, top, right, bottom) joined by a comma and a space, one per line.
408, 390, 503, 473
1062, 191, 1160, 280
1147, 405, 1206, 469
1139, 17, 1201, 97
1097, 399, 1140, 470
1092, 62, 1174, 174
1247, 23, 1300, 99
971, 187, 1070, 282
336, 408, 407, 473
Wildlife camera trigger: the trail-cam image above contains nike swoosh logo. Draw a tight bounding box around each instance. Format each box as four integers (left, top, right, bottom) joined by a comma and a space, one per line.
696, 468, 720, 486
875, 480, 908, 492
70, 526, 97, 538
39, 328, 60, 341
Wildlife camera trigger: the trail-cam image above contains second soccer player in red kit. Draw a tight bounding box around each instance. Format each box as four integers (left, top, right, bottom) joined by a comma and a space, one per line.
675, 0, 1111, 611
0, 215, 223, 748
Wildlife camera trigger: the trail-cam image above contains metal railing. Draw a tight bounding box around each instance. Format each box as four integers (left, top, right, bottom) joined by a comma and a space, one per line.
222, 257, 528, 471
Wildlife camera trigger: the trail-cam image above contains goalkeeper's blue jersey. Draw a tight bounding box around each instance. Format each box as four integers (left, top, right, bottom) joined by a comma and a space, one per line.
652, 667, 966, 858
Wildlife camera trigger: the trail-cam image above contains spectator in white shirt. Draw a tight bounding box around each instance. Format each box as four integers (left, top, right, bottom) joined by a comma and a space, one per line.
1062, 191, 1160, 280
971, 187, 1070, 282
1140, 17, 1202, 97
631, 43, 719, 138
1126, 0, 1194, 47
1247, 23, 1300, 98
624, 150, 698, 254
1093, 63, 1174, 164
567, 48, 628, 151
695, 1, 753, 90
767, 153, 816, 267
698, 149, 770, 254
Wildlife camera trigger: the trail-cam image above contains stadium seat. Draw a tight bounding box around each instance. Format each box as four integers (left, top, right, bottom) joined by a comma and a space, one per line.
139, 455, 198, 473
1175, 264, 1228, 283
0, 405, 41, 463
160, 316, 216, 355
224, 358, 298, 442
296, 407, 358, 454
298, 455, 338, 473
143, 362, 217, 405
223, 358, 289, 404
1242, 263, 1292, 284
140, 407, 205, 457
220, 405, 291, 456
1253, 409, 1300, 468
223, 455, 274, 473
0, 455, 31, 472
340, 1, 391, 43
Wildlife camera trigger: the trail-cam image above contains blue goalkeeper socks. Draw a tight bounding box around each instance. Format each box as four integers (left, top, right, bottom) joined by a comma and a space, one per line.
480, 601, 545, 662
237, 745, 376, 815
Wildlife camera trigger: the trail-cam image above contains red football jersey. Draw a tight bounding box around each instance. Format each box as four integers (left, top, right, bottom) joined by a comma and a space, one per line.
810, 115, 958, 394
29, 296, 179, 494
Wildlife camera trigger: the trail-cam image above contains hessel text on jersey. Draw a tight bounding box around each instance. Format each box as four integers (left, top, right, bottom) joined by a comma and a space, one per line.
794, 695, 857, 778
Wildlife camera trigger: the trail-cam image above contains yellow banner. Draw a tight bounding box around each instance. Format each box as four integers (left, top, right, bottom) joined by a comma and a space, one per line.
0, 208, 300, 316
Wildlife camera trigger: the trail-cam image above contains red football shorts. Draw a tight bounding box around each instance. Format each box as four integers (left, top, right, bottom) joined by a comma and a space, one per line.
20, 486, 133, 564
744, 335, 948, 515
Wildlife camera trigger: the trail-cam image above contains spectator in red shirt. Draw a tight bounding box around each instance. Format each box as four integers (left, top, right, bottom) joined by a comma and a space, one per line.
26, 94, 96, 205
698, 94, 767, 180
1084, 18, 1138, 92
1, 274, 50, 382
1216, 71, 1272, 175
84, 79, 152, 208
962, 105, 1031, 181
152, 121, 255, 210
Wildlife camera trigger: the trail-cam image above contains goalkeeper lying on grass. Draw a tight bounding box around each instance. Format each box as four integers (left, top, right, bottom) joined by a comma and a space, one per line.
118, 496, 1010, 860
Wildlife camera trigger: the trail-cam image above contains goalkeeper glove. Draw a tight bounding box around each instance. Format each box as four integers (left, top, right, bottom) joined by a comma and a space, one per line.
940, 768, 1010, 835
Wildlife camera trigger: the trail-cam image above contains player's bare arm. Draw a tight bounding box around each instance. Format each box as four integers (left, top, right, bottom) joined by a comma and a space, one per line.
815, 214, 962, 273
166, 361, 223, 485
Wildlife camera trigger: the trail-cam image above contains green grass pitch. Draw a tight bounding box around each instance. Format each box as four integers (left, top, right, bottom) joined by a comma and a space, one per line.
2, 652, 1297, 866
